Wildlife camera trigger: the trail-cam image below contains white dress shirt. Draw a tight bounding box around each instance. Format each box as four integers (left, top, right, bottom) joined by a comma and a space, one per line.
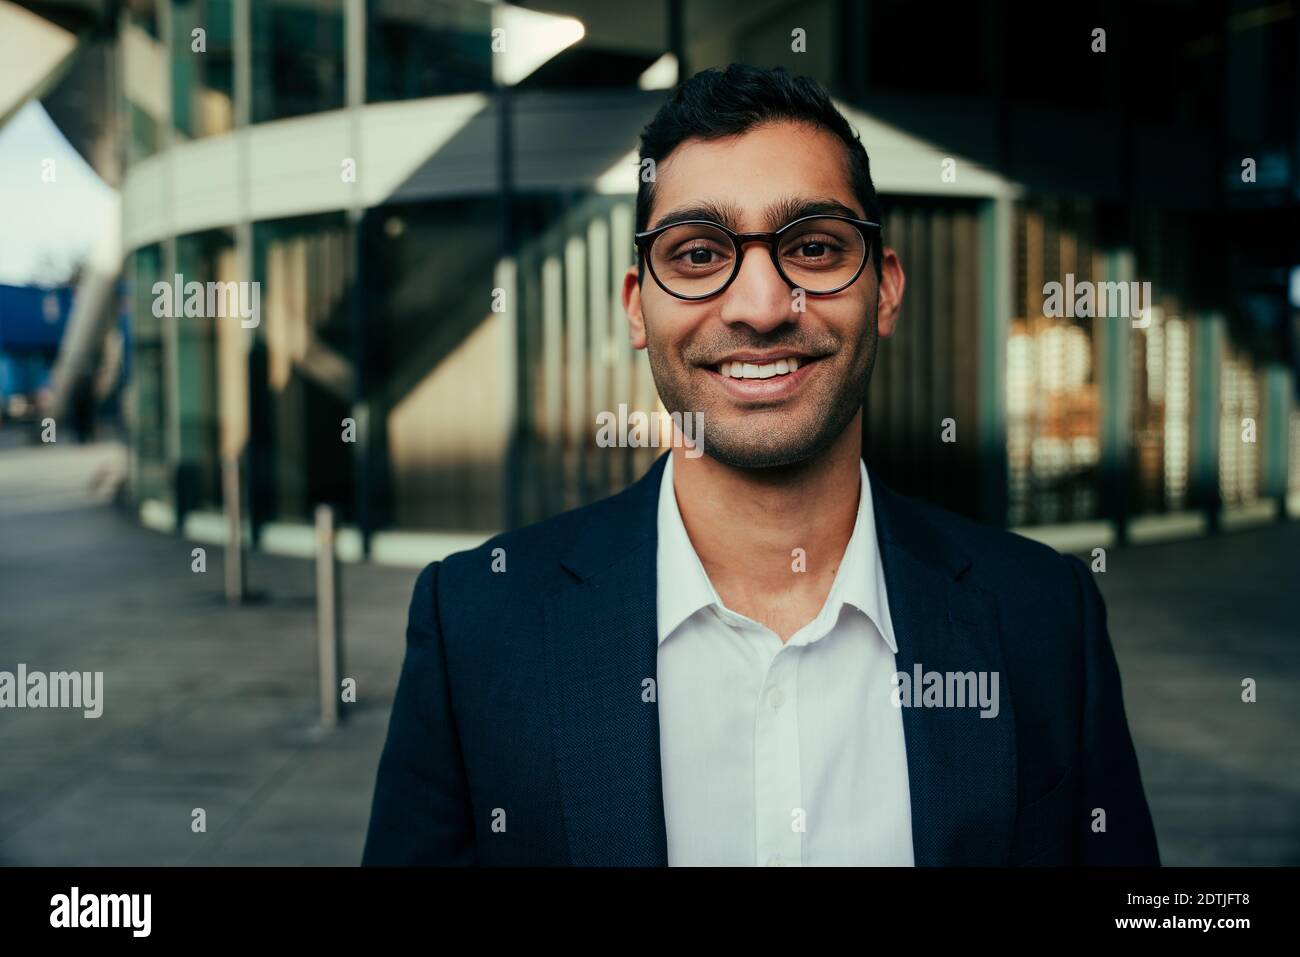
655, 453, 914, 866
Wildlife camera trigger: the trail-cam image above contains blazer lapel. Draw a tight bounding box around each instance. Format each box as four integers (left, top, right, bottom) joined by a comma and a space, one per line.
870, 473, 1018, 865
544, 454, 669, 865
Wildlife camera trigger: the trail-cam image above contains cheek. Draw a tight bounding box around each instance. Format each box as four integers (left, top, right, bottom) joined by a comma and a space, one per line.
646, 303, 704, 355
822, 297, 874, 349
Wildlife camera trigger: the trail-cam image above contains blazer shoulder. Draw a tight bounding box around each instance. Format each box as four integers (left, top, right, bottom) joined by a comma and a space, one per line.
883, 494, 1097, 687
887, 489, 1082, 604
433, 475, 654, 606
436, 503, 587, 595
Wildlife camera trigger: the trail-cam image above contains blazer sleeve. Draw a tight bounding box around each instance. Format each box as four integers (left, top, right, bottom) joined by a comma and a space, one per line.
362, 561, 478, 865
1066, 554, 1160, 865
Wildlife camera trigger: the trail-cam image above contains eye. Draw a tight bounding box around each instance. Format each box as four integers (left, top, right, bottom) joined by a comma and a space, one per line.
786, 234, 841, 259
668, 240, 730, 268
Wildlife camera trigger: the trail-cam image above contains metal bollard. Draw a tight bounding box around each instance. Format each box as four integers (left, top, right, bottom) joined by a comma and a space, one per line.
222, 458, 245, 605
315, 504, 346, 728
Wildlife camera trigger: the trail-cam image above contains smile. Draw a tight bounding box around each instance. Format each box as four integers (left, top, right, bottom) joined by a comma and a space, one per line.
705, 355, 821, 400
715, 358, 801, 379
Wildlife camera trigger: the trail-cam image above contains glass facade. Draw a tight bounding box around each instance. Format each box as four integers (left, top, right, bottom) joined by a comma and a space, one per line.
174, 229, 233, 514
1007, 198, 1102, 527
250, 0, 345, 123
864, 196, 983, 518
366, 0, 493, 102
123, 1, 165, 164
366, 198, 501, 529
171, 0, 235, 139
511, 194, 655, 526
1219, 347, 1263, 508
127, 244, 168, 505
251, 213, 353, 524
113, 0, 1297, 541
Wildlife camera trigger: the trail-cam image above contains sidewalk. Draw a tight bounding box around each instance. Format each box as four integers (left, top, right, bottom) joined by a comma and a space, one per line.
0, 441, 416, 865
0, 439, 1297, 865
1087, 522, 1300, 866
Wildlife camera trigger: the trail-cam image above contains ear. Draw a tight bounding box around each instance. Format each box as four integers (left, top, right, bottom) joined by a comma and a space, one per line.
622, 265, 648, 350
875, 246, 905, 338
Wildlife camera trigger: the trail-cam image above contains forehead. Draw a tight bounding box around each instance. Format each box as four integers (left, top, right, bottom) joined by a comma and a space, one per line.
648, 120, 860, 229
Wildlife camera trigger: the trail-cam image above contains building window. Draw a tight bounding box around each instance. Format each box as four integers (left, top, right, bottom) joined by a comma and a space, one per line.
250, 0, 345, 123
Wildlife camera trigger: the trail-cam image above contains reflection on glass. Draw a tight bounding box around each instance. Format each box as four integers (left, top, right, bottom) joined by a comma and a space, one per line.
128, 245, 167, 502
1219, 350, 1262, 507
123, 2, 164, 163
171, 0, 235, 139
253, 215, 353, 522
1007, 200, 1100, 526
175, 230, 233, 511
366, 0, 493, 102
251, 0, 345, 123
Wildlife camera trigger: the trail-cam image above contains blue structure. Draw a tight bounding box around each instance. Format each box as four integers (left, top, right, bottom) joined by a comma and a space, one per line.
0, 284, 73, 414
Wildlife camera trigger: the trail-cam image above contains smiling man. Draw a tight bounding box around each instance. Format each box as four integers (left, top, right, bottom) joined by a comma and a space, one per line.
363, 64, 1159, 867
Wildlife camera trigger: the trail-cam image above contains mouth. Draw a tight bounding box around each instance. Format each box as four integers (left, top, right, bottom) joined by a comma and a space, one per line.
713, 356, 805, 379
703, 354, 823, 401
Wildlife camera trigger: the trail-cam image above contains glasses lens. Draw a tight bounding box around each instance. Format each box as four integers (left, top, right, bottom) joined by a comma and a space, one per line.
649, 223, 736, 298
777, 217, 867, 292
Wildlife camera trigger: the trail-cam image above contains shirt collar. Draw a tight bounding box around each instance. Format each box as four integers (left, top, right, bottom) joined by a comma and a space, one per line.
655, 453, 724, 643
654, 453, 897, 654
829, 458, 898, 653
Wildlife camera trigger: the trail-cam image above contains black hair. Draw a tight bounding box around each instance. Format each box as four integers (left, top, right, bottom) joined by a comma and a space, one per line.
635, 63, 883, 284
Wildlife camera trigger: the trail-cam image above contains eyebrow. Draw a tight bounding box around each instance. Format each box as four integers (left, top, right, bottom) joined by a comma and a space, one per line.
649, 196, 864, 232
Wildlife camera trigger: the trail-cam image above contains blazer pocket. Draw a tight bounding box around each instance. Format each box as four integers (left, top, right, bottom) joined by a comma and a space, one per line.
1013, 767, 1077, 866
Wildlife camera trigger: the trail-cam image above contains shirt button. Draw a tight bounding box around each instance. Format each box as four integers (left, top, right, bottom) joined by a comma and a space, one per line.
767, 687, 786, 710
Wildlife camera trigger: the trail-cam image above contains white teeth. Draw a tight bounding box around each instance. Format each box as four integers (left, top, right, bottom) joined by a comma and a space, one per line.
717, 359, 803, 379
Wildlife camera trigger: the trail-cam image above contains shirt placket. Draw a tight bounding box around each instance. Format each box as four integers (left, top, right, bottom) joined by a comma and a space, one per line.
753, 640, 803, 867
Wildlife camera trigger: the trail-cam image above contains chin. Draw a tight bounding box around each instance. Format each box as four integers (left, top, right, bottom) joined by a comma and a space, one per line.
698, 435, 825, 470
695, 404, 857, 469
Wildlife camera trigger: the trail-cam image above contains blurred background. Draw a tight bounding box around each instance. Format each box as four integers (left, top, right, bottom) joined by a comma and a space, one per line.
0, 0, 1296, 865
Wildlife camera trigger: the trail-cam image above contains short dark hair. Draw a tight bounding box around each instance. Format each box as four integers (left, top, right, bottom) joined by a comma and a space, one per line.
635, 63, 883, 284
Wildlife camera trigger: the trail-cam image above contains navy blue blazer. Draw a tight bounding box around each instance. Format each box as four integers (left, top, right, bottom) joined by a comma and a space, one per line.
362, 453, 1159, 866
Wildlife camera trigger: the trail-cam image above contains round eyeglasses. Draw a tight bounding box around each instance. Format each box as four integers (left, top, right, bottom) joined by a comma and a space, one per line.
635, 214, 881, 301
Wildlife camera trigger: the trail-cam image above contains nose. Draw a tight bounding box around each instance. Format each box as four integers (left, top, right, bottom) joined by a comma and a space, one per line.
718, 239, 796, 335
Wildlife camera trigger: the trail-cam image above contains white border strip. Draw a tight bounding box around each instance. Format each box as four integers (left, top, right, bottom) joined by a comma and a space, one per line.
140, 498, 175, 533
145, 503, 1289, 565
1222, 500, 1279, 530
1129, 510, 1208, 544
141, 507, 492, 567
1011, 520, 1113, 555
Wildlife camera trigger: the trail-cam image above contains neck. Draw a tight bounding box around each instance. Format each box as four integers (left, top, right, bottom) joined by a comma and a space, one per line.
670, 411, 864, 630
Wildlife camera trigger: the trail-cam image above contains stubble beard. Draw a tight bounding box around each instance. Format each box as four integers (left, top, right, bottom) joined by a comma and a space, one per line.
643, 305, 879, 470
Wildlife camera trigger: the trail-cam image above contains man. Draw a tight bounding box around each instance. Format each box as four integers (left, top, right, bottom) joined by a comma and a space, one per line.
363, 64, 1159, 867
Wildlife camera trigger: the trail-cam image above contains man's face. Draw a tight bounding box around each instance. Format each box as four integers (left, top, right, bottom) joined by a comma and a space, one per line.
624, 120, 901, 469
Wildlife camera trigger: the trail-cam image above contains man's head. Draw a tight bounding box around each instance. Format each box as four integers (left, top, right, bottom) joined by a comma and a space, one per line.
623, 64, 905, 470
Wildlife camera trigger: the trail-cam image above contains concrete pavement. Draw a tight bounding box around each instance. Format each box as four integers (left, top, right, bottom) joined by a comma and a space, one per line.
0, 438, 1296, 864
